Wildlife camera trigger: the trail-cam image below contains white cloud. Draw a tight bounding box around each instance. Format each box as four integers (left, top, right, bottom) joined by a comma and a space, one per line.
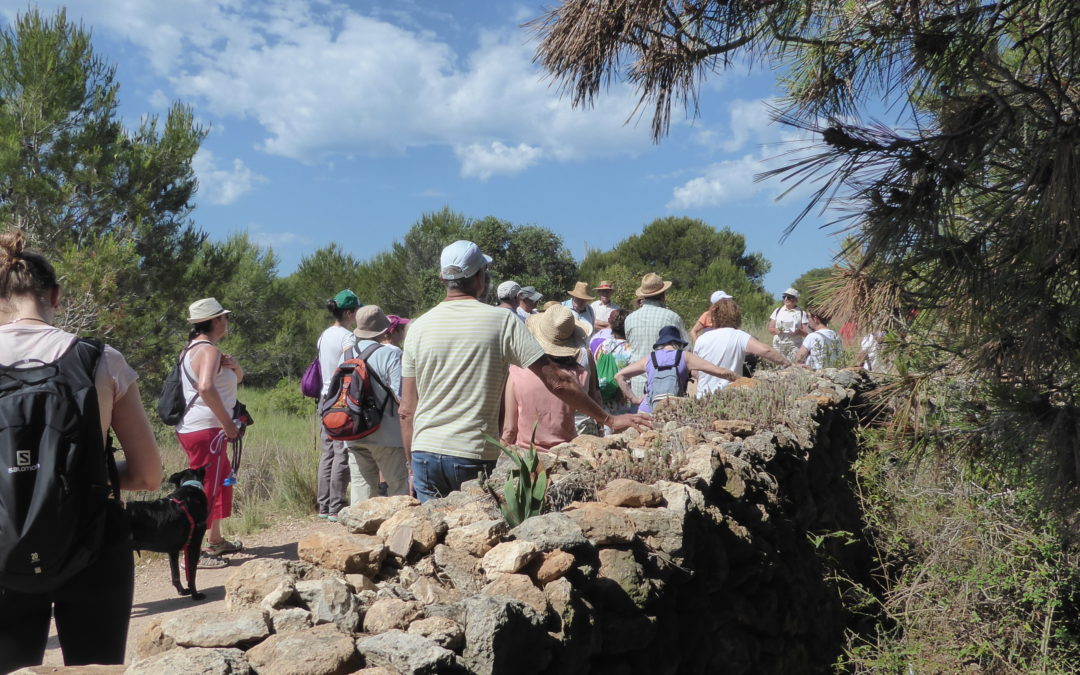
456, 141, 542, 180
19, 0, 653, 178
692, 97, 780, 153
192, 149, 266, 205
668, 155, 763, 209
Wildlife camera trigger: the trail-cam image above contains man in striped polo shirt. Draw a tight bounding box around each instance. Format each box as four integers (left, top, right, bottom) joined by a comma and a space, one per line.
400, 240, 651, 503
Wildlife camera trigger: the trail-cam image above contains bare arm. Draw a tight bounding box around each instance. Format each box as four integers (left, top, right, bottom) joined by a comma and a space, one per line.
690, 320, 706, 341
795, 345, 810, 365
683, 352, 738, 381
399, 376, 417, 469
220, 354, 244, 384
746, 337, 792, 366
192, 344, 240, 440
501, 376, 519, 445
615, 356, 648, 405
528, 356, 651, 432
110, 381, 163, 491
767, 319, 779, 336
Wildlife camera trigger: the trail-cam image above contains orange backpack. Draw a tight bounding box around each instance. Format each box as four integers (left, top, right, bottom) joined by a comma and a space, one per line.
319, 344, 389, 441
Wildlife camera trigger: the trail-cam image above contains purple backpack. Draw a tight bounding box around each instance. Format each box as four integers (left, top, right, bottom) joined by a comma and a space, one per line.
301, 340, 322, 398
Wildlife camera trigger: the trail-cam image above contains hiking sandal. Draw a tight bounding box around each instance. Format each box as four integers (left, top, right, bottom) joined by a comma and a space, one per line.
204, 538, 243, 556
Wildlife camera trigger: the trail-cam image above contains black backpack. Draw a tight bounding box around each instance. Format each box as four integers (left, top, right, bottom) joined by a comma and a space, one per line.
157, 340, 211, 425
0, 338, 120, 593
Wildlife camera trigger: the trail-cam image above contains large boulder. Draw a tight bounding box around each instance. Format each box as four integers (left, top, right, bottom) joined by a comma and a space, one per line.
407, 616, 466, 652
480, 573, 549, 618
461, 595, 551, 675
356, 630, 464, 674
294, 578, 360, 632
161, 608, 270, 649
597, 479, 664, 508
509, 512, 590, 553
432, 544, 483, 594
377, 508, 448, 558
562, 503, 636, 546
245, 624, 359, 675
339, 496, 420, 535
225, 559, 296, 611
127, 647, 250, 674
444, 518, 507, 557
134, 616, 175, 660
298, 530, 387, 576
362, 598, 425, 633
481, 541, 540, 579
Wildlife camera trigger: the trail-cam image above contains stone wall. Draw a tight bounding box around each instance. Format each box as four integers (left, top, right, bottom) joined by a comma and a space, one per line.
129, 368, 873, 675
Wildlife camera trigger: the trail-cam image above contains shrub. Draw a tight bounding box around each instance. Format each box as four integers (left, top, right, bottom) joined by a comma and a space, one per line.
266, 377, 317, 418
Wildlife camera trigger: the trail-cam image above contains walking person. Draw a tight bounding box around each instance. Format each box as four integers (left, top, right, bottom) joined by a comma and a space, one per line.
399, 240, 650, 503
345, 306, 410, 503
768, 288, 809, 360
693, 298, 791, 396
175, 297, 245, 566
624, 273, 689, 398
316, 290, 360, 522
589, 280, 619, 332
0, 230, 163, 671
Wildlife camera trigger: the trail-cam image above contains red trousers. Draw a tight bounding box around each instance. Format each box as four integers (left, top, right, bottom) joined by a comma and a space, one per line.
176, 427, 234, 525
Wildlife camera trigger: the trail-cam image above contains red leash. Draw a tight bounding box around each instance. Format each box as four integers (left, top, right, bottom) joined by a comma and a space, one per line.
170, 497, 196, 562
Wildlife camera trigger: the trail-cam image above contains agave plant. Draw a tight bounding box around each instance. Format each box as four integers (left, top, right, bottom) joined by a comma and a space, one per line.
483, 425, 548, 527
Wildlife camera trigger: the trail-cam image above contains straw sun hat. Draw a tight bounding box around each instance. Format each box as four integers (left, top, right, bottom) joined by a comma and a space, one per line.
527, 305, 589, 358
187, 297, 231, 323
567, 281, 595, 301
635, 272, 673, 298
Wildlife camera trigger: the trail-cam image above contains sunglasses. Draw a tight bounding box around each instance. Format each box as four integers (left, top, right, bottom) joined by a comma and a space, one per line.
782, 295, 795, 300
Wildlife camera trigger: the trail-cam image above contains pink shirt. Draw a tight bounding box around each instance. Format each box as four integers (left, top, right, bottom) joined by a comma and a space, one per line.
507, 363, 589, 450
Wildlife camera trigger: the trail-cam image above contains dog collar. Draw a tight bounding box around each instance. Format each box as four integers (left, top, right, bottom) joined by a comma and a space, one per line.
180, 480, 204, 490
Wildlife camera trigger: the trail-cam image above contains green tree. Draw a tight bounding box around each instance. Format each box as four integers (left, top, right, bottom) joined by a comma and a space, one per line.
790, 267, 834, 312
0, 8, 206, 389
579, 217, 773, 325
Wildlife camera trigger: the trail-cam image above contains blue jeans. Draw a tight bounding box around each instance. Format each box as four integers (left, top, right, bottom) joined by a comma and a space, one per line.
411, 452, 495, 504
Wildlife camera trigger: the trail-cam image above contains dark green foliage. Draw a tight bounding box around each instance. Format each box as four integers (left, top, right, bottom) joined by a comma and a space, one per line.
790, 266, 834, 311
578, 217, 774, 325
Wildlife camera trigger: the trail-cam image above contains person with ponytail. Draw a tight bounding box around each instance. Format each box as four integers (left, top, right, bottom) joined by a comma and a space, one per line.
316, 290, 360, 521
175, 297, 245, 567
0, 230, 162, 670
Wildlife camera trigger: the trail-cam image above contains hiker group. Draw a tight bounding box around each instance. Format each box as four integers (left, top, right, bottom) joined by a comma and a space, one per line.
0, 231, 871, 671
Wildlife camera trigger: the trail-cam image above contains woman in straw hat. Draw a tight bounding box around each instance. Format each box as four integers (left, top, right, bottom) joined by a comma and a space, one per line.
175, 297, 245, 568
502, 305, 600, 450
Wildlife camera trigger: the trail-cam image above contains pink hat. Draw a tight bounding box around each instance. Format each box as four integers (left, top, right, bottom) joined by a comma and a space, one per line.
387, 315, 411, 332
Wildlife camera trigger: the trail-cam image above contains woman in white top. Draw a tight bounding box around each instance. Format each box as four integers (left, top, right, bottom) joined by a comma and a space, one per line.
767, 287, 810, 360
0, 230, 161, 670
176, 297, 245, 566
316, 290, 359, 521
693, 299, 791, 396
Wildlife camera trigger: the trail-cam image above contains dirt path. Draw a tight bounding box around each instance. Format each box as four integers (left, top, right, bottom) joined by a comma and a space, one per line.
42, 515, 341, 666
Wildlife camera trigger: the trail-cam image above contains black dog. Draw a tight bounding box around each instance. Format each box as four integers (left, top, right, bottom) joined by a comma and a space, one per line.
127, 467, 209, 601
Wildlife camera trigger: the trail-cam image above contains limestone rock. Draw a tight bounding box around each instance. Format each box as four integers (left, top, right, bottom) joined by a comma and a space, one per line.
225, 558, 295, 611
356, 630, 462, 674
363, 598, 424, 633
532, 549, 575, 585
544, 577, 598, 674
562, 503, 636, 546
433, 544, 483, 594
13, 667, 125, 675
597, 548, 652, 611
298, 530, 387, 576
509, 512, 590, 553
597, 478, 664, 508
353, 669, 395, 675
626, 507, 686, 560
481, 540, 539, 578
127, 647, 250, 674
711, 419, 754, 437
462, 595, 550, 675
134, 616, 175, 660
295, 578, 360, 632
246, 624, 359, 675
161, 608, 270, 648
377, 508, 447, 558
407, 616, 466, 652
260, 579, 296, 610
481, 573, 548, 618
339, 495, 420, 534
409, 576, 464, 605
444, 518, 507, 557
727, 376, 757, 388
269, 607, 313, 633
345, 573, 378, 593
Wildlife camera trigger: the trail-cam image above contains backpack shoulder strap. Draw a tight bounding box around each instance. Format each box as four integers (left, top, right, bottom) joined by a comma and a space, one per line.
674, 350, 683, 368
650, 351, 659, 370
65, 339, 121, 501
355, 342, 383, 362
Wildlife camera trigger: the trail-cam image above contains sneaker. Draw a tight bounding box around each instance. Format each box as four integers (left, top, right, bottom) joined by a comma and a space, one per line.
183, 553, 228, 571
327, 514, 339, 523
204, 538, 243, 556
318, 513, 329, 519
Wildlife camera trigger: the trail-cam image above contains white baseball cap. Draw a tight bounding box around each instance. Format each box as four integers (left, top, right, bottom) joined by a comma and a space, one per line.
497, 280, 521, 300
710, 290, 733, 304
440, 240, 492, 280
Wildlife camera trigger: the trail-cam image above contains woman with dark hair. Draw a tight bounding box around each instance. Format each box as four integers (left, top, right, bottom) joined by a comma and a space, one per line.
176, 297, 245, 567
316, 290, 360, 521
693, 299, 791, 395
0, 230, 162, 670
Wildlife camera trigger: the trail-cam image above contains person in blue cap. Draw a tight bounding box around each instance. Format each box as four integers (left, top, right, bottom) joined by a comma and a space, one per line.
615, 325, 740, 413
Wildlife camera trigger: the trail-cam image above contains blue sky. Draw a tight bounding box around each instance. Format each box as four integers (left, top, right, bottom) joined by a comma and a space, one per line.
1, 0, 844, 296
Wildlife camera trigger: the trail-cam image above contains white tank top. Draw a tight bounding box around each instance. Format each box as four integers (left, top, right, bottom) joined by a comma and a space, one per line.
175, 341, 238, 433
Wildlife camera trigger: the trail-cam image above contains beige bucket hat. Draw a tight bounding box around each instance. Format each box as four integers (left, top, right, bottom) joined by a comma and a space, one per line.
526, 305, 589, 358
187, 298, 231, 323
353, 305, 390, 339
635, 273, 673, 298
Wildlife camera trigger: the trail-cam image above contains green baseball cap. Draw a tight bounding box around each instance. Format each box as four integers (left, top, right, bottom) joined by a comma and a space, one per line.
333, 289, 361, 310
